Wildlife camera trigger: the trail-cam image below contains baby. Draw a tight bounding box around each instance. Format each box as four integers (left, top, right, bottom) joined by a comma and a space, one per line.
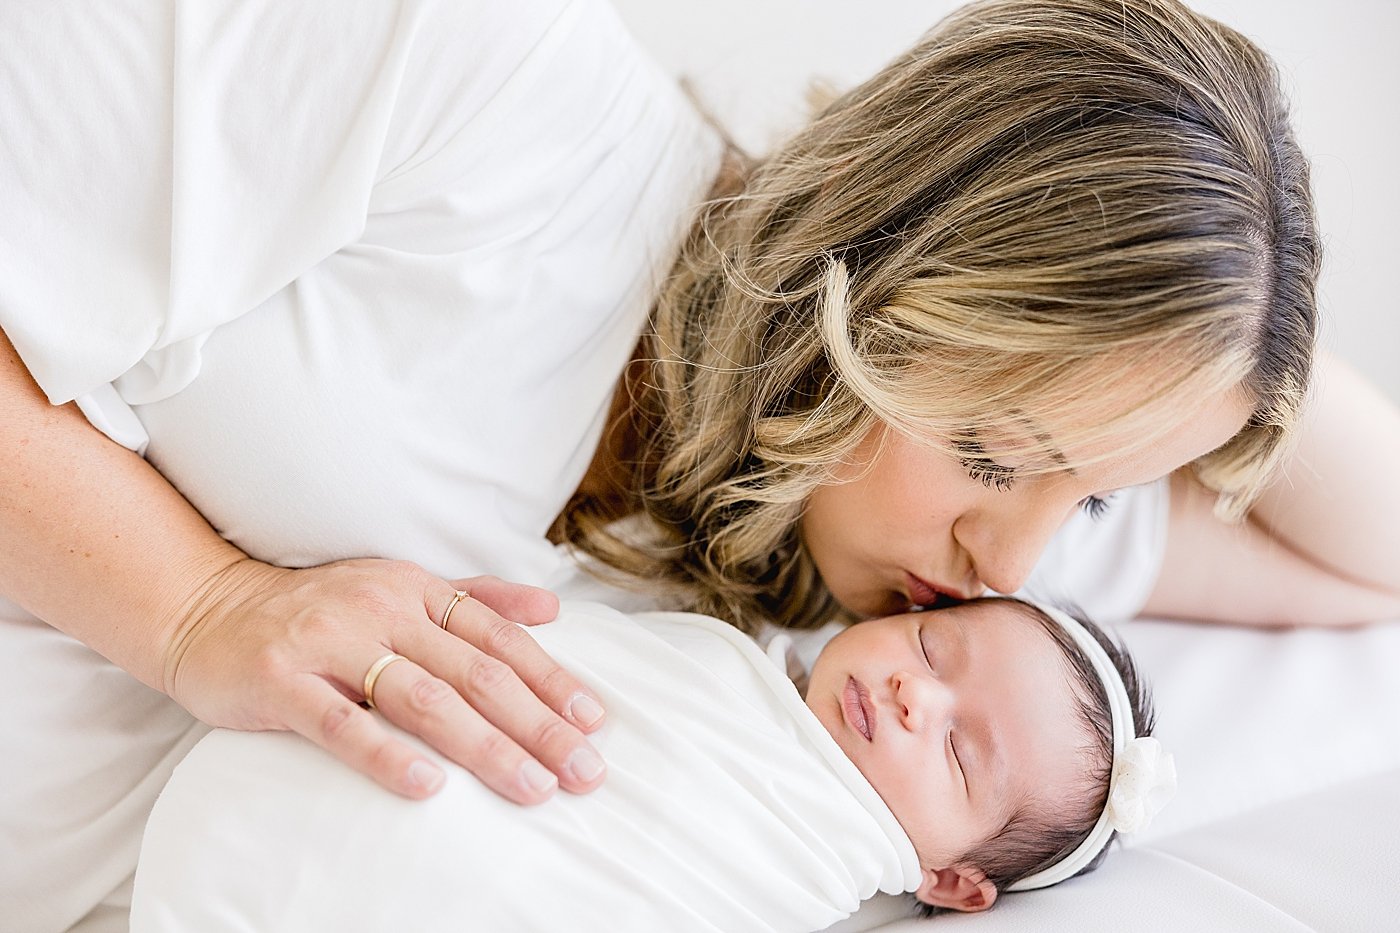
131, 596, 1175, 932
795, 597, 1175, 914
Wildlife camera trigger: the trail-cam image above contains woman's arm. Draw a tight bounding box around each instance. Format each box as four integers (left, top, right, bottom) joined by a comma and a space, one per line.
1, 328, 606, 801
1249, 352, 1400, 593
1143, 352, 1400, 626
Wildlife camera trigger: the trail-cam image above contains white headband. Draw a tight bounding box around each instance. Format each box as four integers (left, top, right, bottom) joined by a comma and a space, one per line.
1006, 604, 1177, 892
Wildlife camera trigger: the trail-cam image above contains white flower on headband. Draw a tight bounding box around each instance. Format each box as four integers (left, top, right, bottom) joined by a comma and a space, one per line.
1105, 736, 1177, 834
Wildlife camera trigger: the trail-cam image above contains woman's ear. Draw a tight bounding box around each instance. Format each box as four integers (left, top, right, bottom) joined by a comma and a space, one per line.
915, 865, 998, 912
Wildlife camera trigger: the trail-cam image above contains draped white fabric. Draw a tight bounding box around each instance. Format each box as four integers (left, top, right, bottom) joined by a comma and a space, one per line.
131, 604, 922, 932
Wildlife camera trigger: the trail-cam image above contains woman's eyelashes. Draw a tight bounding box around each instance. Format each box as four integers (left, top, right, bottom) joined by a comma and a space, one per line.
954, 437, 1016, 491
956, 434, 1117, 521
1079, 492, 1117, 521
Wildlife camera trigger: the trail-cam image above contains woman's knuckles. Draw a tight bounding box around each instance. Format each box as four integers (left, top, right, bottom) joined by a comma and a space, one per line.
530, 664, 577, 706
405, 676, 456, 715
470, 727, 517, 767
366, 736, 408, 776
463, 655, 514, 696
340, 579, 405, 619
528, 715, 576, 753
478, 616, 530, 657
320, 703, 358, 744
246, 639, 297, 684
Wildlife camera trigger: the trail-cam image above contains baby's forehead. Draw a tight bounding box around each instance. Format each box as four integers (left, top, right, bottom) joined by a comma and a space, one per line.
917, 600, 1102, 813
941, 598, 1060, 644
958, 599, 1088, 690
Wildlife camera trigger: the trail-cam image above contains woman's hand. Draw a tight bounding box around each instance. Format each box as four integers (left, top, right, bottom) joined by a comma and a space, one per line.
161, 558, 607, 803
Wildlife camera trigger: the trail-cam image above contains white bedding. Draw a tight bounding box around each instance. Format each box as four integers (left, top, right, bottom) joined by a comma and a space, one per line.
131, 603, 919, 932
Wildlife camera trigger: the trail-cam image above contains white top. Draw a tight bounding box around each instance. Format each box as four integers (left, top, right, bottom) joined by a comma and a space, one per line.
0, 0, 723, 587
0, 2, 719, 929
1016, 478, 1170, 622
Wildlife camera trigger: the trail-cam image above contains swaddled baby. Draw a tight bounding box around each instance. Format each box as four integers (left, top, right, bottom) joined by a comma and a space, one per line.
795, 597, 1173, 914
131, 598, 1173, 932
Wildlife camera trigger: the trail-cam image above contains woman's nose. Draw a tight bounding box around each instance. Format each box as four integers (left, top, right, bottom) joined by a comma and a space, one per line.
892, 671, 951, 733
959, 497, 1074, 595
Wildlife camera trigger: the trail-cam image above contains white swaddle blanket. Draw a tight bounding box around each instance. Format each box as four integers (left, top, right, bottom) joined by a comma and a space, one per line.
131, 602, 921, 932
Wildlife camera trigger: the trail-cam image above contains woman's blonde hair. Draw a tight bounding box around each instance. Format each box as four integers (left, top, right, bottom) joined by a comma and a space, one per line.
560, 0, 1319, 634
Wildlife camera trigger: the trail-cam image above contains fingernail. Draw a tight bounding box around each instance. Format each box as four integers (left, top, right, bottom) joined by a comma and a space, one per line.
520, 759, 558, 795
408, 760, 445, 794
568, 693, 605, 728
566, 747, 605, 783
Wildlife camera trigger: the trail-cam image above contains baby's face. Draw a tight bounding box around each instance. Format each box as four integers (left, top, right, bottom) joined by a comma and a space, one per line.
805, 602, 1088, 872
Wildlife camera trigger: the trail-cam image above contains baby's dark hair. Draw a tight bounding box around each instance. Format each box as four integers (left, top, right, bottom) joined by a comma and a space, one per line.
916, 598, 1155, 917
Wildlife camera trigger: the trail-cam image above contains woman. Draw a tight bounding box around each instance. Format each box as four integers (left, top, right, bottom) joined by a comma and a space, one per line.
1, 0, 1397, 928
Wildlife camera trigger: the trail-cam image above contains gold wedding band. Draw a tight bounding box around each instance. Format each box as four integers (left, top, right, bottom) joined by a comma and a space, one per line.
362, 653, 408, 710
439, 589, 470, 631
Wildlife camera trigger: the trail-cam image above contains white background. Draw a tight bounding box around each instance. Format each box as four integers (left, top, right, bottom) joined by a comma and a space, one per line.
612, 0, 1399, 403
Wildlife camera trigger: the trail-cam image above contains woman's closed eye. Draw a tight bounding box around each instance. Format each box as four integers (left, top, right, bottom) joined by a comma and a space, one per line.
1078, 491, 1118, 521
955, 437, 1016, 492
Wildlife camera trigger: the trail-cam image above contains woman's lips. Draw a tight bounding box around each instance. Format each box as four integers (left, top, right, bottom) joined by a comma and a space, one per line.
906, 572, 962, 608
843, 676, 876, 741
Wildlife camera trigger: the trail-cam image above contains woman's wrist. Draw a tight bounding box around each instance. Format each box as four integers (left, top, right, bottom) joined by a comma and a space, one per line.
156, 553, 288, 702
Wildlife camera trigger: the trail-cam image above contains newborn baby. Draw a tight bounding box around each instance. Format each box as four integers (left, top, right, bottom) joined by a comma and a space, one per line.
131, 598, 1174, 932
798, 597, 1173, 913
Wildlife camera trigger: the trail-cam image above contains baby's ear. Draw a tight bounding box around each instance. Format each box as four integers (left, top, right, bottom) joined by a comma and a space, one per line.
915, 865, 998, 912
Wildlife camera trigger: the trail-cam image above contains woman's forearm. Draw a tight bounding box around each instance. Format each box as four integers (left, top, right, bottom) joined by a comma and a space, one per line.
1145, 351, 1400, 627
1146, 468, 1400, 626
0, 329, 247, 690
1249, 351, 1400, 597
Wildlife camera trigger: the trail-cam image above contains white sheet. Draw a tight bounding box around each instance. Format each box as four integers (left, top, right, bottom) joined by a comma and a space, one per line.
131, 603, 920, 932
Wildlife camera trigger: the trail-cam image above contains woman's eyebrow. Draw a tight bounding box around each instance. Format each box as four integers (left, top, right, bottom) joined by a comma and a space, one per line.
1010, 410, 1077, 477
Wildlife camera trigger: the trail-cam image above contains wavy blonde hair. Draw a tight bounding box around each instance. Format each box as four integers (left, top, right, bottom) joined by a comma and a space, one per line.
559, 0, 1319, 634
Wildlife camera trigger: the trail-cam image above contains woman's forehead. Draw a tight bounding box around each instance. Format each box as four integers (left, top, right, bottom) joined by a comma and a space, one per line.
974, 374, 1252, 478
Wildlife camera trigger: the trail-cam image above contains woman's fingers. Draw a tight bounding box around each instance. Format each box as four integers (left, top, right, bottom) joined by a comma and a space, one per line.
394, 603, 607, 795
283, 675, 447, 800
360, 650, 572, 804
436, 578, 606, 735
447, 574, 560, 626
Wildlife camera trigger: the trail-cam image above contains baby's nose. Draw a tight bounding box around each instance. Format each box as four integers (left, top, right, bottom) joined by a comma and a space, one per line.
892, 671, 949, 733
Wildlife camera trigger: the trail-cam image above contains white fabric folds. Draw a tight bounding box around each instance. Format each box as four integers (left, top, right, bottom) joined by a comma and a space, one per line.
131, 603, 921, 932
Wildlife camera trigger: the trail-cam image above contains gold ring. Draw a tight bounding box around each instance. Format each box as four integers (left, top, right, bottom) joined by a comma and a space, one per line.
362, 653, 408, 710
439, 589, 470, 631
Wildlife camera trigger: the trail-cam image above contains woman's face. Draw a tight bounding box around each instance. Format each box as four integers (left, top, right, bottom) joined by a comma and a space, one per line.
799, 384, 1252, 618
804, 603, 1086, 880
